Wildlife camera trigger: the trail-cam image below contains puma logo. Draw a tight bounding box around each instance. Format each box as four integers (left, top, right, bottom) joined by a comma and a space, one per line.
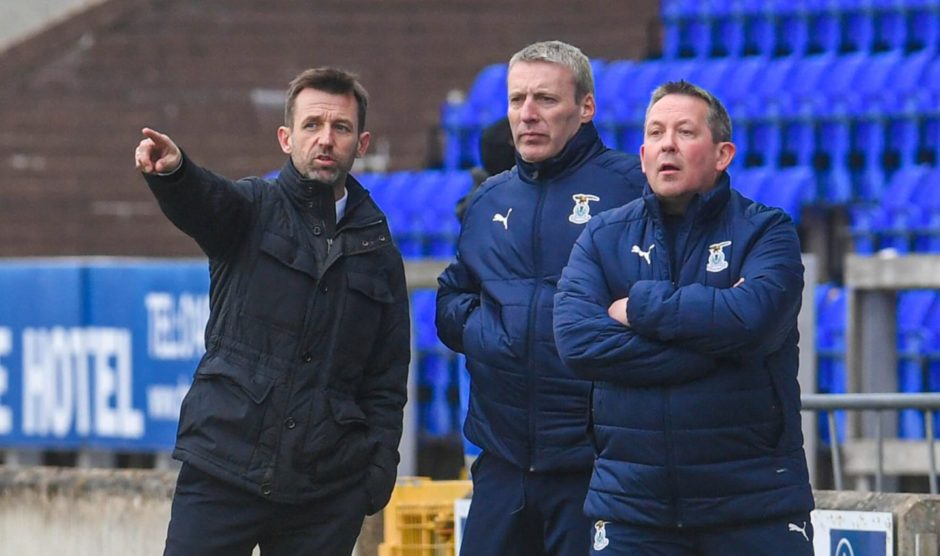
493, 208, 512, 230
788, 521, 809, 542
631, 244, 654, 265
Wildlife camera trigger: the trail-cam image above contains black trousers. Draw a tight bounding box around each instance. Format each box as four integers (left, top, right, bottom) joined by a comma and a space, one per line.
164, 463, 367, 556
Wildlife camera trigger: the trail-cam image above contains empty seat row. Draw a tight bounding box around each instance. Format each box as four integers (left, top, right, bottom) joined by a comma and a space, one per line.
816, 284, 940, 443
662, 0, 940, 58
849, 165, 940, 252
359, 170, 473, 259
443, 52, 940, 206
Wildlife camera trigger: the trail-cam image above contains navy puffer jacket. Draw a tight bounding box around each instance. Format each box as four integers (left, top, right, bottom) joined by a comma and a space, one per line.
554, 173, 814, 527
436, 123, 646, 472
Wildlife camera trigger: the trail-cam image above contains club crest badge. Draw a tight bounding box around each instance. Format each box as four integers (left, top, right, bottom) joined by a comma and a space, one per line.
706, 241, 732, 273
593, 520, 610, 551
569, 194, 600, 224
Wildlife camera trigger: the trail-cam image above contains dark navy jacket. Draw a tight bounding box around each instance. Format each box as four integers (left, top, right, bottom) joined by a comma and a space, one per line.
436, 123, 646, 472
145, 156, 410, 514
554, 173, 814, 527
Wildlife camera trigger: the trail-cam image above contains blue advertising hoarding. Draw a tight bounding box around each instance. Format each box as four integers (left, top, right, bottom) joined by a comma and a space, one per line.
0, 259, 209, 451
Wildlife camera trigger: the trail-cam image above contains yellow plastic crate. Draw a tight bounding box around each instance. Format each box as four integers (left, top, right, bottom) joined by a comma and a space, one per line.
378, 477, 472, 556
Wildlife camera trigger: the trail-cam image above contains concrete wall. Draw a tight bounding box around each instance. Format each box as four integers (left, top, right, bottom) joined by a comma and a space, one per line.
0, 466, 383, 556
0, 0, 106, 51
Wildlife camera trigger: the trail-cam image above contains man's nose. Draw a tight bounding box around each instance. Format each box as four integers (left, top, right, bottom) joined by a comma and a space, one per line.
316, 126, 335, 146
661, 130, 678, 151
520, 97, 539, 121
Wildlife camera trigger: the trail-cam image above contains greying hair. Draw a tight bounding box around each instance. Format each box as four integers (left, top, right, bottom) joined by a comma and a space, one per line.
508, 40, 594, 102
646, 80, 732, 143
284, 67, 369, 132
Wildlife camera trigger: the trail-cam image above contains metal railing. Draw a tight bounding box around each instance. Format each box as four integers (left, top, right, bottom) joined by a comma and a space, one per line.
802, 393, 940, 494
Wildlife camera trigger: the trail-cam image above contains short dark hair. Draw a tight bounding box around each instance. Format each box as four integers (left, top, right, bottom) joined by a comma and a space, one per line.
646, 80, 732, 143
284, 67, 369, 132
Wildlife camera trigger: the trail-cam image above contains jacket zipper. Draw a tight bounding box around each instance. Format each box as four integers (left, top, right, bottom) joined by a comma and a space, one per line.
659, 220, 681, 526
525, 186, 547, 472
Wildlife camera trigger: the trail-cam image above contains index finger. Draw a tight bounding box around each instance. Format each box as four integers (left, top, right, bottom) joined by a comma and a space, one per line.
141, 127, 172, 148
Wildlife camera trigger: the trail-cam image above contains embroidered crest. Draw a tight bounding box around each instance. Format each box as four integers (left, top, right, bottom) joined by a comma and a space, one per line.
706, 241, 732, 273
593, 520, 610, 551
569, 194, 600, 224
492, 208, 512, 230
631, 244, 655, 265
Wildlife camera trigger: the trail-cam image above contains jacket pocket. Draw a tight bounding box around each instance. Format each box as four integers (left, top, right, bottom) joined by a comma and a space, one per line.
303, 397, 375, 482
767, 368, 798, 453
243, 231, 317, 332
179, 356, 276, 467
336, 272, 394, 365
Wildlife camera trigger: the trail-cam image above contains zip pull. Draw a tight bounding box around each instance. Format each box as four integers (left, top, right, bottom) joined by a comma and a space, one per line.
327, 237, 333, 253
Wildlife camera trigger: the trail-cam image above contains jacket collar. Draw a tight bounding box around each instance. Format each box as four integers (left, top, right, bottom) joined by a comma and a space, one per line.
275, 160, 377, 226
515, 122, 605, 184
642, 171, 732, 224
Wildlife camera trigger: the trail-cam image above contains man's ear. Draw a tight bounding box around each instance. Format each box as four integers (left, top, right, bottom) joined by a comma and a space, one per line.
356, 131, 372, 158
580, 93, 596, 123
277, 126, 292, 155
716, 141, 736, 172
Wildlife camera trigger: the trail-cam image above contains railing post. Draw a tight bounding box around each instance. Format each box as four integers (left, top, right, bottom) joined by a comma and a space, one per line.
927, 410, 938, 495
829, 411, 843, 491
875, 412, 884, 492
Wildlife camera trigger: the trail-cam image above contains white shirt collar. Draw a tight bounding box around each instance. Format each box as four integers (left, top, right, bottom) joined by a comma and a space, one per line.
335, 188, 349, 223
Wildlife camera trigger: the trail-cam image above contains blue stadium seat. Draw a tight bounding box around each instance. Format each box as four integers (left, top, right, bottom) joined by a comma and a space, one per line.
595, 60, 637, 149
907, 2, 940, 51
924, 292, 940, 434
710, 3, 747, 57
441, 64, 508, 170
882, 52, 932, 169
777, 54, 837, 167
806, 1, 843, 54
841, 5, 876, 53
412, 289, 457, 438
662, 0, 700, 58
774, 0, 812, 56
741, 56, 800, 166
849, 164, 930, 252
871, 0, 909, 51
897, 290, 936, 438
816, 283, 847, 444
911, 167, 940, 252
377, 172, 423, 258
733, 167, 771, 200
743, 4, 777, 56
423, 171, 473, 258
662, 0, 712, 58
812, 55, 869, 193
759, 166, 816, 222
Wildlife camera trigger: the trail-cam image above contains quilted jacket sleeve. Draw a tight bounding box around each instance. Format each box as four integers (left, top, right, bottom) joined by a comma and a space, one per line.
628, 210, 803, 357
143, 153, 253, 259
435, 253, 481, 354
554, 227, 717, 387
